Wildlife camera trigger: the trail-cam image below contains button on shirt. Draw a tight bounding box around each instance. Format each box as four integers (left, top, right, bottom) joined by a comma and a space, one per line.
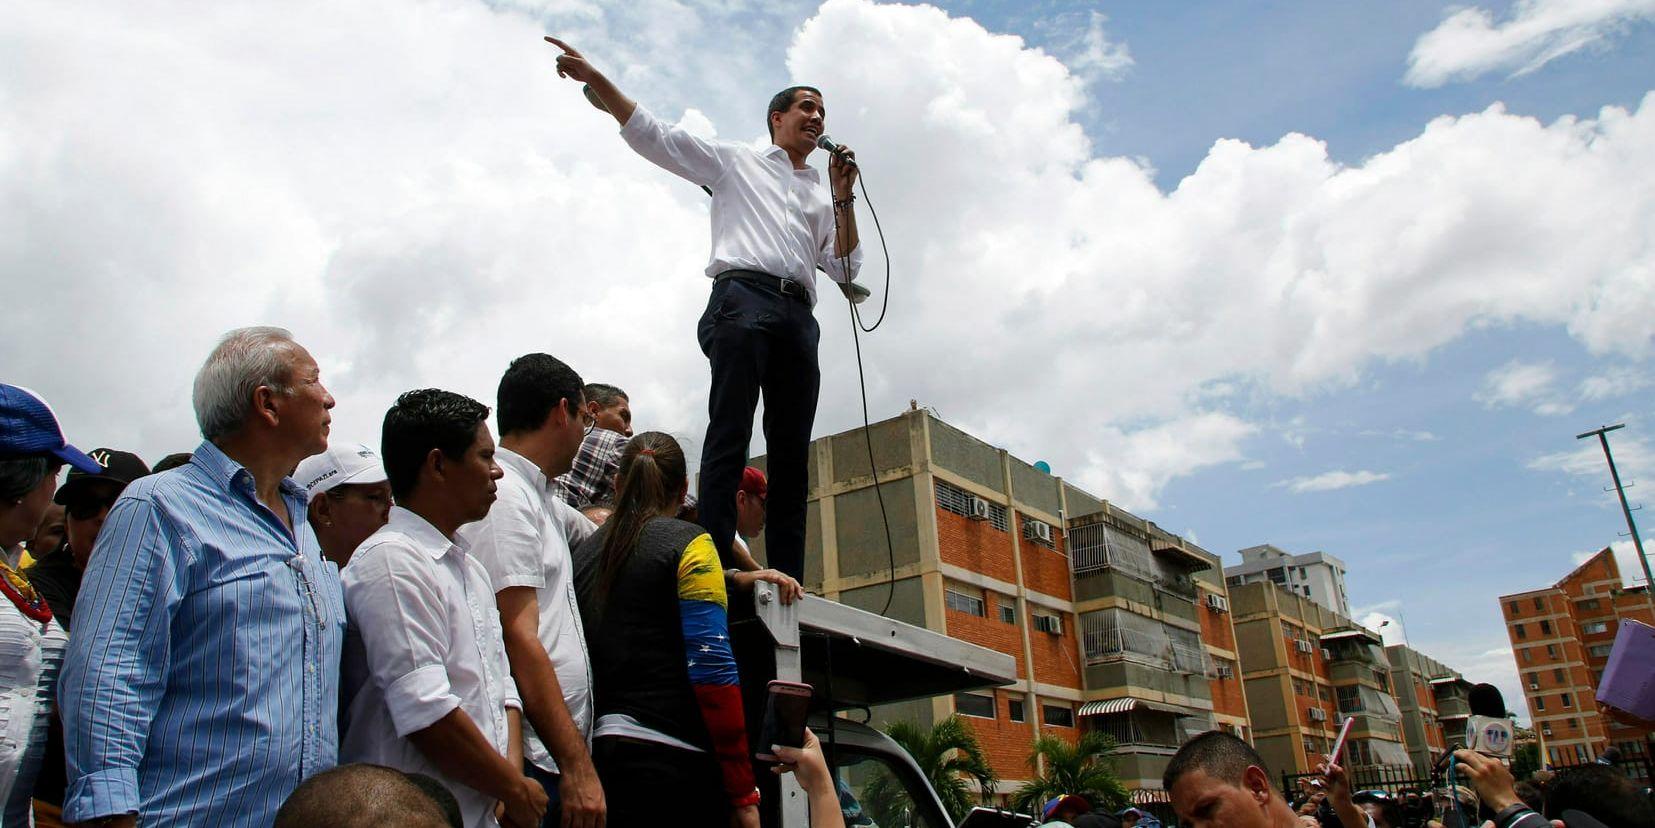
341, 507, 522, 828
620, 105, 863, 306
460, 447, 596, 775
59, 440, 345, 827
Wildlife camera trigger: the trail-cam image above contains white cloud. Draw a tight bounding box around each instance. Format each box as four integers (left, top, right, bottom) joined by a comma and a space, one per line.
1360, 428, 1441, 442
1579, 366, 1655, 400
1530, 432, 1653, 481
4, 0, 1655, 514
1406, 0, 1655, 88
1474, 359, 1571, 414
1275, 470, 1392, 494
1056, 11, 1134, 84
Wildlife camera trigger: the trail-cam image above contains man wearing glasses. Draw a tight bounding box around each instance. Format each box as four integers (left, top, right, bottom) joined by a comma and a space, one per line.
461, 353, 605, 828
551, 383, 630, 510
294, 442, 392, 568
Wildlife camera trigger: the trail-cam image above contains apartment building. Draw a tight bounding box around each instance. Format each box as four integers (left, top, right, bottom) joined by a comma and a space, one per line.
1225, 544, 1352, 617
1498, 547, 1655, 765
1385, 645, 1469, 775
747, 408, 1246, 799
1229, 581, 1410, 775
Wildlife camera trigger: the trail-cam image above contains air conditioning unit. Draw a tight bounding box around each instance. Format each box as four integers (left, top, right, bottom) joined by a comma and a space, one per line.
1529, 682, 1540, 690
1295, 639, 1313, 653
968, 496, 991, 521
1025, 520, 1054, 543
1542, 727, 1553, 737
1205, 593, 1230, 612
1308, 708, 1327, 722
1216, 664, 1235, 679
1321, 648, 1333, 661
1034, 614, 1062, 635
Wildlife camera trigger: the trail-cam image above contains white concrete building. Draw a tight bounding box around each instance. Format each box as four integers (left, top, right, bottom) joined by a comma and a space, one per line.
1224, 544, 1351, 617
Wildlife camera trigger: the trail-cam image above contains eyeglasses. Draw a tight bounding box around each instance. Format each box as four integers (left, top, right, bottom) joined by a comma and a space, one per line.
66, 492, 120, 521
581, 409, 596, 436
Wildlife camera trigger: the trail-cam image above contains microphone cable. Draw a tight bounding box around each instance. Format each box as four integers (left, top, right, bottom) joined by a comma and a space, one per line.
830, 153, 897, 617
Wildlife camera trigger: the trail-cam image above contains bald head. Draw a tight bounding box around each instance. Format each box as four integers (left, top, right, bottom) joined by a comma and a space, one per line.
275, 763, 450, 828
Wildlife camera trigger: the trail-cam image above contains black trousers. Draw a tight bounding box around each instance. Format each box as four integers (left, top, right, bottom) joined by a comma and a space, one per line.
696, 273, 820, 579
592, 737, 729, 827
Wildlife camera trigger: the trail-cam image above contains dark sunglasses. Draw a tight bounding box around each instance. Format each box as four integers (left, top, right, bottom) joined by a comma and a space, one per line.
65, 492, 121, 521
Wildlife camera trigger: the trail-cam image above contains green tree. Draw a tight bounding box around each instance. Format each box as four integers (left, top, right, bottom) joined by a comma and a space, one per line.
1510, 742, 1541, 781
1010, 732, 1130, 816
877, 714, 1000, 822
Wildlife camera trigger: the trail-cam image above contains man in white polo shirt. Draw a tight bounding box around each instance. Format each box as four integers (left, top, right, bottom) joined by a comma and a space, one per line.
294, 442, 391, 567
459, 354, 602, 828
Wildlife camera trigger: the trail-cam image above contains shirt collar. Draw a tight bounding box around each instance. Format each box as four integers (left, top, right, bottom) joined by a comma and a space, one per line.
191, 440, 308, 502
385, 506, 466, 560
761, 143, 821, 180
495, 446, 549, 490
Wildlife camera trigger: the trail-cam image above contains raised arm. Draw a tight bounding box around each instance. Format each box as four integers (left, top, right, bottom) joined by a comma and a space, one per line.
677, 533, 760, 814
59, 496, 183, 825
545, 36, 635, 126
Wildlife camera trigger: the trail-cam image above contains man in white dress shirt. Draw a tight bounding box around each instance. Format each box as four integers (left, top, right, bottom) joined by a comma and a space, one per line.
340, 389, 548, 828
545, 36, 862, 582
459, 354, 603, 828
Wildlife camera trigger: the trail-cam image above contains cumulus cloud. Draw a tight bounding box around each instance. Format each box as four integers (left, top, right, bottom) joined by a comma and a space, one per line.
1406, 0, 1655, 88
1274, 469, 1392, 494
4, 0, 1655, 514
1530, 432, 1652, 481
1052, 11, 1134, 84
1360, 428, 1440, 442
1475, 359, 1573, 415
1579, 365, 1654, 400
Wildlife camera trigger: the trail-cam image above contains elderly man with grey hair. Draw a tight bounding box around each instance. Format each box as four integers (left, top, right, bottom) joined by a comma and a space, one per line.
59, 326, 345, 828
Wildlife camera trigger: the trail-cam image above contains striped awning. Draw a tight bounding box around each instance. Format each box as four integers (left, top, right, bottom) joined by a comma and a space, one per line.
1079, 698, 1140, 716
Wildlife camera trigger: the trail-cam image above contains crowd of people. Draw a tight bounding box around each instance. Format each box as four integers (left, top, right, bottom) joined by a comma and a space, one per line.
0, 328, 821, 828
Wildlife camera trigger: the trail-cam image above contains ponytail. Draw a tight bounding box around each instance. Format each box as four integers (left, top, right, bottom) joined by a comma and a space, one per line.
596, 431, 688, 599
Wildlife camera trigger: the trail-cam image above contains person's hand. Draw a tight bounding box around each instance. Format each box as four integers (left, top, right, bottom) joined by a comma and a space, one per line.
731, 568, 805, 604
730, 803, 761, 828
544, 36, 600, 84
501, 775, 551, 828
1450, 749, 1522, 812
828, 146, 858, 200
1297, 817, 1320, 828
560, 759, 607, 828
1316, 760, 1353, 809
772, 727, 832, 795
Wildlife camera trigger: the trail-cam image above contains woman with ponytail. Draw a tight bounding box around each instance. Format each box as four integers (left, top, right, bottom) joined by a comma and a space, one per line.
571, 432, 760, 828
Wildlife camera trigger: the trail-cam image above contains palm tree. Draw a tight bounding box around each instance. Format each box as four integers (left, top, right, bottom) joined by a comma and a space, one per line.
876, 714, 999, 821
1010, 731, 1130, 816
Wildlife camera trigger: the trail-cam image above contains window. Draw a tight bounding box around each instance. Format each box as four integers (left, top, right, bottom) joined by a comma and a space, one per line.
954, 693, 995, 719
1282, 620, 1297, 640
1319, 686, 1332, 702
945, 588, 986, 617
1590, 644, 1614, 657
1508, 601, 1520, 616
999, 604, 1017, 625
1539, 620, 1552, 635
1561, 693, 1572, 708
934, 481, 1009, 531
1578, 598, 1600, 610
1533, 597, 1545, 611
1042, 704, 1075, 728
1515, 623, 1527, 639
1553, 668, 1565, 683
832, 749, 947, 828
1521, 648, 1532, 663
1545, 644, 1558, 659
1536, 696, 1546, 711
1032, 612, 1062, 635
1008, 698, 1025, 722
1583, 621, 1609, 635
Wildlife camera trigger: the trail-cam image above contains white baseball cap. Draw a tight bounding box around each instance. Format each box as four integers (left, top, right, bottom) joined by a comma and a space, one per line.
294, 442, 388, 501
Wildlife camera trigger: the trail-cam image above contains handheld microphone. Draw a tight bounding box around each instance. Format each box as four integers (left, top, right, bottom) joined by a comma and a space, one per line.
816, 134, 856, 165
1465, 683, 1514, 757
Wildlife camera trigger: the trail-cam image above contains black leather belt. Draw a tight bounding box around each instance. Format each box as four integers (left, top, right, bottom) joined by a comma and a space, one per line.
716, 269, 810, 303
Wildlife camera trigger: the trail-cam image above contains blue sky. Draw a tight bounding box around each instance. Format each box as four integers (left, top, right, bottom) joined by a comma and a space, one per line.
6, 0, 1654, 721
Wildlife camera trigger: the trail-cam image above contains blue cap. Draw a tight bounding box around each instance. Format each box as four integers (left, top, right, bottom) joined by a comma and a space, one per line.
0, 384, 101, 473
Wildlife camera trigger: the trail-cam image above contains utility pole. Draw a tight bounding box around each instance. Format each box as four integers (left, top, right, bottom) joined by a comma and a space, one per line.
1576, 423, 1655, 613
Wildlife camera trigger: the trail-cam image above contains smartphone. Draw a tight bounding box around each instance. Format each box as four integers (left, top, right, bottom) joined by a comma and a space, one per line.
755, 680, 813, 762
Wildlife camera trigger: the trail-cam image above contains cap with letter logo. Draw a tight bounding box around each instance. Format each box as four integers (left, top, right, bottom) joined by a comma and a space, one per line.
293, 442, 388, 502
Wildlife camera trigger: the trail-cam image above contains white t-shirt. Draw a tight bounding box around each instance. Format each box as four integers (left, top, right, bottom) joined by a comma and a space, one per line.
460, 447, 597, 774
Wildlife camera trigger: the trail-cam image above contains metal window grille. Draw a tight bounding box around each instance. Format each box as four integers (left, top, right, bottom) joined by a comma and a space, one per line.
944, 588, 986, 617
934, 481, 1007, 531
1067, 519, 1155, 578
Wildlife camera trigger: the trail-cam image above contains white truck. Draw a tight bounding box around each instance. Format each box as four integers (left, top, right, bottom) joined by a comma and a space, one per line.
733, 582, 1021, 828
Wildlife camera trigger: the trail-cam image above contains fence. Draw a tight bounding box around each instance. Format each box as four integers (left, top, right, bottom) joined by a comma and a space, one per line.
1280, 754, 1654, 798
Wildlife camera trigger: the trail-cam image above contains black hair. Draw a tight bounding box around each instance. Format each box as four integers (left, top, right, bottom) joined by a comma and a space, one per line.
381, 389, 491, 501
596, 431, 687, 599
0, 456, 59, 501
1544, 763, 1655, 825
583, 383, 627, 409
766, 85, 822, 139
1163, 730, 1269, 791
274, 763, 448, 828
152, 452, 194, 473
496, 353, 584, 437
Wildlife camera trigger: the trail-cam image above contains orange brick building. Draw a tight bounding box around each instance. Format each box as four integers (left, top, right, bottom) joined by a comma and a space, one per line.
1498, 547, 1655, 765
753, 408, 1248, 801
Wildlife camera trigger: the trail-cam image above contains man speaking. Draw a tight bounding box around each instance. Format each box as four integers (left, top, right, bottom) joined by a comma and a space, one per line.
547, 37, 861, 581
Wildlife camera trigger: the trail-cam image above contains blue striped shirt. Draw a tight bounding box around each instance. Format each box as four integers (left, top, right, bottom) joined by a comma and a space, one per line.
59, 440, 346, 826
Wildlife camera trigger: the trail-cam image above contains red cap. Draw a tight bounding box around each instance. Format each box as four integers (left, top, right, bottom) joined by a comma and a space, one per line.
739, 466, 768, 499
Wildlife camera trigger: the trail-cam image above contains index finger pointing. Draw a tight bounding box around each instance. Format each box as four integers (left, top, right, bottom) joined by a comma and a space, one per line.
544, 35, 579, 55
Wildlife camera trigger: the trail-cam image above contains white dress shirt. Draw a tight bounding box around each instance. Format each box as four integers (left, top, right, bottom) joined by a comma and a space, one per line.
620, 105, 863, 306
458, 447, 597, 775
0, 569, 67, 825
340, 507, 522, 828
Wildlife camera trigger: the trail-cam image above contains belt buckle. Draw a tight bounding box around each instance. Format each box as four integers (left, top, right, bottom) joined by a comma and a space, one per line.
777, 277, 800, 298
